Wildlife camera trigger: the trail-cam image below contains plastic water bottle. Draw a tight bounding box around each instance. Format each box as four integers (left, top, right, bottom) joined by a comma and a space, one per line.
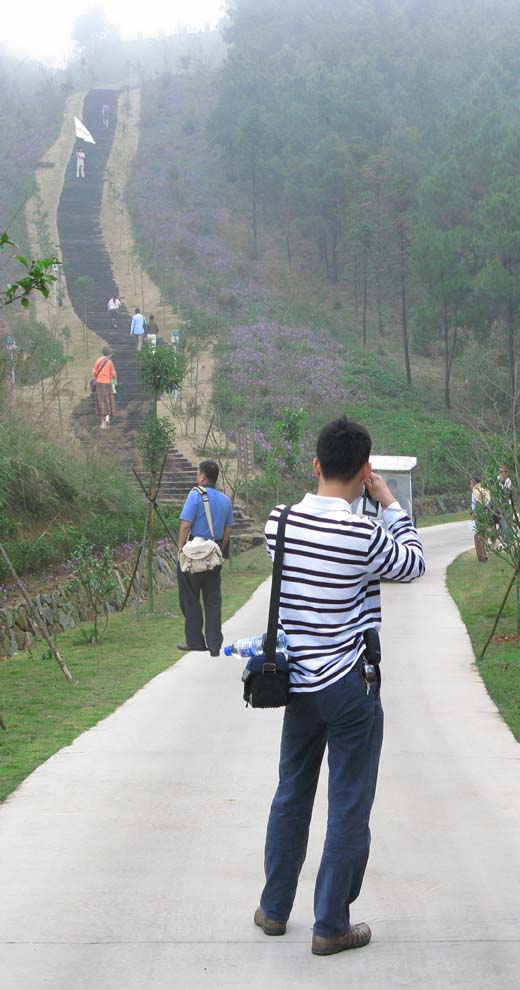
223, 631, 288, 658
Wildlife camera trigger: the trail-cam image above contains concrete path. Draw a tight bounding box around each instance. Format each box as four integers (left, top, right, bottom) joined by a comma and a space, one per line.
1, 522, 519, 989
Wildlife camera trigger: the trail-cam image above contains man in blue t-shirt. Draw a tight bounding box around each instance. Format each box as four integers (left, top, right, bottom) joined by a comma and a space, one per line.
176, 460, 234, 657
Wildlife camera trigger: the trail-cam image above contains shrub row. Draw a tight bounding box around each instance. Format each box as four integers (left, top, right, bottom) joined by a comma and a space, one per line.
0, 508, 180, 582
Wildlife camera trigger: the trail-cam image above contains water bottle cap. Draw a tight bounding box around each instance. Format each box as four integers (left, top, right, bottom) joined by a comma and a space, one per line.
223, 645, 233, 656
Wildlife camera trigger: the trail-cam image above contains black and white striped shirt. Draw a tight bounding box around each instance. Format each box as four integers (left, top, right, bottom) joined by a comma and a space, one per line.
265, 493, 425, 693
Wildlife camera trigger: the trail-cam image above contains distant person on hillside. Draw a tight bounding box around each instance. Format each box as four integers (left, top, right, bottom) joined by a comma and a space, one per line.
130, 308, 146, 351
145, 314, 160, 347
102, 103, 110, 128
76, 146, 85, 179
107, 293, 122, 328
92, 346, 117, 430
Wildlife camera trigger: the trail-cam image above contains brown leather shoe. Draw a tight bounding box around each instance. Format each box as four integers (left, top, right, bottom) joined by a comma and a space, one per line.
254, 906, 287, 936
311, 922, 371, 955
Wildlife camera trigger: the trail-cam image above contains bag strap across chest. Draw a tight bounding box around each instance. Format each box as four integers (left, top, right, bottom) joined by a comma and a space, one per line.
194, 485, 215, 539
264, 505, 291, 661
93, 357, 109, 380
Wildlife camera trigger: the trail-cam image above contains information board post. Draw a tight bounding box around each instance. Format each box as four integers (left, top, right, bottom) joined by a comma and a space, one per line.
237, 431, 254, 510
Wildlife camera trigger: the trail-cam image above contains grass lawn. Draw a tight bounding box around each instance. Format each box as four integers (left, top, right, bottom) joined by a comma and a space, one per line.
447, 550, 520, 741
0, 546, 272, 803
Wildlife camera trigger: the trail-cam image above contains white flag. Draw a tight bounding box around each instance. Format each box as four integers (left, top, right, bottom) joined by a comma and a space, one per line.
74, 116, 96, 144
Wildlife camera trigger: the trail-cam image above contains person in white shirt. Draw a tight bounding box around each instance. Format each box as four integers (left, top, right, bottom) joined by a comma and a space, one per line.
130, 308, 146, 350
76, 147, 85, 179
254, 416, 425, 957
497, 465, 512, 491
107, 294, 122, 328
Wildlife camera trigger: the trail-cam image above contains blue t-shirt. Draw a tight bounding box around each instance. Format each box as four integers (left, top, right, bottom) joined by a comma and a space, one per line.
130, 313, 146, 335
180, 487, 234, 540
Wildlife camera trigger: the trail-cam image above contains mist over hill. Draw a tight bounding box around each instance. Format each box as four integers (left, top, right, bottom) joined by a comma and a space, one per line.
4, 0, 520, 514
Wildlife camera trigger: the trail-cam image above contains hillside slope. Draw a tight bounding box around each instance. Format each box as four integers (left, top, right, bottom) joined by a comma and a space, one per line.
127, 71, 484, 510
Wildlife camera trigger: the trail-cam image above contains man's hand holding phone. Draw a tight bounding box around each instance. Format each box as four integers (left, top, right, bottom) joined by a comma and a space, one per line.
365, 471, 397, 510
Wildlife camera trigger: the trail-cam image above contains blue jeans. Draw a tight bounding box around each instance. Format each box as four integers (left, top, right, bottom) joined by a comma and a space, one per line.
260, 662, 384, 937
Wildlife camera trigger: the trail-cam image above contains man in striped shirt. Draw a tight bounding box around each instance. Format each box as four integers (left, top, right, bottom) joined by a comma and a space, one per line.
254, 417, 425, 956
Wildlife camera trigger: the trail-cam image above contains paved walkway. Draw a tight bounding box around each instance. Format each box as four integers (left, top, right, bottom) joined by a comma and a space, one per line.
1, 522, 519, 989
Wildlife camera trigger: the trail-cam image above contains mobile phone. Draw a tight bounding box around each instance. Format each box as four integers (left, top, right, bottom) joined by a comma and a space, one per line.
362, 488, 380, 518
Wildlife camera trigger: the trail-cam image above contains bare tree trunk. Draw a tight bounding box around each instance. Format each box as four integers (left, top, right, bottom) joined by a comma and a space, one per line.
147, 476, 156, 615
399, 231, 412, 385
251, 163, 258, 259
443, 302, 451, 409
508, 298, 516, 404
512, 361, 519, 483
285, 194, 292, 269
353, 255, 359, 318
320, 233, 330, 280
479, 561, 520, 659
134, 503, 151, 622
362, 260, 368, 348
330, 226, 339, 284
376, 262, 384, 336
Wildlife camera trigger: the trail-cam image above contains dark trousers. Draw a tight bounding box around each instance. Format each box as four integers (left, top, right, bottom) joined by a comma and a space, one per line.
260, 662, 384, 937
176, 562, 223, 653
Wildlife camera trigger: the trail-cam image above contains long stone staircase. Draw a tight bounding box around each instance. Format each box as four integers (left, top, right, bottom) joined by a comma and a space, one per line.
58, 88, 257, 537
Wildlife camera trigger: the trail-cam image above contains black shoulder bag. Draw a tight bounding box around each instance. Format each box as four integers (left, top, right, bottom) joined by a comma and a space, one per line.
242, 505, 291, 708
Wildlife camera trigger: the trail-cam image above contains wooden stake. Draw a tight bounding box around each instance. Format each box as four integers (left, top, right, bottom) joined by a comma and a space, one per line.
479, 560, 520, 661
133, 501, 151, 622
0, 543, 74, 683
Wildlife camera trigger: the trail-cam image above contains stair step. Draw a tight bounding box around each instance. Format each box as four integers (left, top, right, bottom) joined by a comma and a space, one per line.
60, 87, 258, 538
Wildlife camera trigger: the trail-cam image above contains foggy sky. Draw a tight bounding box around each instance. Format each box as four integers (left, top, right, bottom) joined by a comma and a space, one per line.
2, 0, 225, 66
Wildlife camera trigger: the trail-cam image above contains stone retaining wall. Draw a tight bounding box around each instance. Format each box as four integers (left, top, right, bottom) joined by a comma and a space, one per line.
0, 545, 178, 659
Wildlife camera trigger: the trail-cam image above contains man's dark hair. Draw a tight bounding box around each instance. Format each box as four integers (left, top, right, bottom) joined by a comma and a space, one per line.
316, 417, 371, 481
199, 459, 219, 485
135, 307, 140, 314
471, 474, 482, 484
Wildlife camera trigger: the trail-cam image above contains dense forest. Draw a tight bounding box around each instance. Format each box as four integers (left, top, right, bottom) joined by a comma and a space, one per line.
210, 0, 520, 417
125, 0, 520, 508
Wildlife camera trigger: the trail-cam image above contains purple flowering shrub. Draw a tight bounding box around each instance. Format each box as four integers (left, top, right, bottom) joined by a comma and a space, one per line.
215, 322, 353, 506
215, 322, 350, 427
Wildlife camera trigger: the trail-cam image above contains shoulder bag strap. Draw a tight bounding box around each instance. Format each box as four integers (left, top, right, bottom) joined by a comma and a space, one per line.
94, 357, 109, 379
195, 485, 215, 539
264, 505, 291, 660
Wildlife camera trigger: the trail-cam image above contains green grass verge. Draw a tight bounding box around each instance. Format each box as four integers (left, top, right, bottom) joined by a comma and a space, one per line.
447, 550, 520, 741
0, 546, 272, 803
